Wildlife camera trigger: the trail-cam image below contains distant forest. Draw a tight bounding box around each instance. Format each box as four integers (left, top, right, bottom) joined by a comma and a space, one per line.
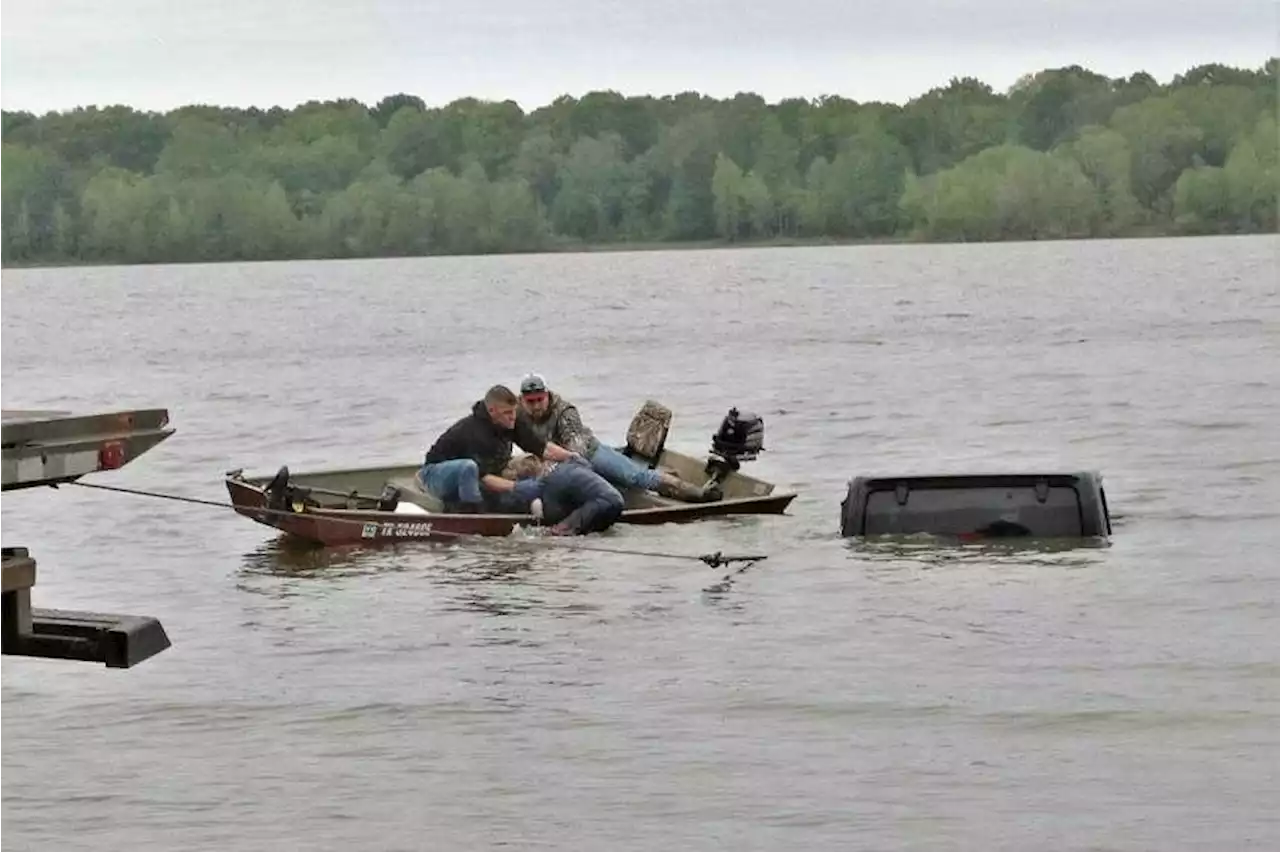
2, 60, 1276, 266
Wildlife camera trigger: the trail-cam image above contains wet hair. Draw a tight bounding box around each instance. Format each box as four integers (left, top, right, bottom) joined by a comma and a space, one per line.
502, 453, 544, 480
484, 385, 518, 406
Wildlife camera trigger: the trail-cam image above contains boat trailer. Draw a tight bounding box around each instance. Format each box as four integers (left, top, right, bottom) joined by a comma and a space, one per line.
2, 408, 174, 668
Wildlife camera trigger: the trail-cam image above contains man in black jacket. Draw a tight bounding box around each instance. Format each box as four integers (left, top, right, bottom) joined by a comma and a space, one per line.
418, 384, 581, 512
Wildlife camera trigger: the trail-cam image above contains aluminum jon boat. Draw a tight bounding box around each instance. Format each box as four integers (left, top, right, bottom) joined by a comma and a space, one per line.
224, 402, 797, 547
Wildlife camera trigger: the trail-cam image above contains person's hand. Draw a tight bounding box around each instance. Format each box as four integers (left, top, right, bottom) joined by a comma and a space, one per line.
530, 498, 544, 520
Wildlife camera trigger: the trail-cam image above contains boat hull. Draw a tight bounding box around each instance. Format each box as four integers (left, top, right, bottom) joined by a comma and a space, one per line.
225, 477, 525, 547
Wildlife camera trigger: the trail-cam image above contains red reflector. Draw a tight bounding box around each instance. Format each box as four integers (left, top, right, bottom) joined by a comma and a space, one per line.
99, 441, 125, 470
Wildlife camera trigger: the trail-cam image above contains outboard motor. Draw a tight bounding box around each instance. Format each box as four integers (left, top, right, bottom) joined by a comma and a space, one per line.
706, 407, 765, 482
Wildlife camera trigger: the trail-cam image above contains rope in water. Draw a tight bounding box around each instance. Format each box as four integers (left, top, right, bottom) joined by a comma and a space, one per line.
59, 480, 768, 570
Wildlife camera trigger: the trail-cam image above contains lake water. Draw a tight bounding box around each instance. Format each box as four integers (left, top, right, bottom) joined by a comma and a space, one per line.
3, 235, 1278, 851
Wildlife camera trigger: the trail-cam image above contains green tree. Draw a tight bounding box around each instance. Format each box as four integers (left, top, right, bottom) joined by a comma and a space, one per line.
1009, 66, 1116, 151
901, 145, 1098, 241
1, 144, 74, 261
3, 106, 170, 173
510, 129, 563, 210
549, 133, 631, 239
711, 153, 745, 240
1109, 96, 1204, 213
3, 57, 1276, 267
372, 93, 426, 127
1056, 125, 1143, 234
827, 126, 913, 235
892, 77, 1012, 174
154, 117, 245, 179
78, 167, 150, 260
1173, 166, 1231, 233
1222, 115, 1279, 231
653, 112, 720, 239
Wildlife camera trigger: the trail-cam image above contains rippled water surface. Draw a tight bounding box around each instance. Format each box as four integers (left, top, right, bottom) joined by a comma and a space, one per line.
3, 236, 1279, 850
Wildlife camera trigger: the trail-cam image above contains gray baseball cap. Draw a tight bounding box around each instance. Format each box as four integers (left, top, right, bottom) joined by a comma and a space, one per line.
520, 373, 548, 395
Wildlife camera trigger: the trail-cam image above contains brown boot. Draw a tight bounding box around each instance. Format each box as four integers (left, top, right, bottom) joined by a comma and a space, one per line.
655, 473, 722, 503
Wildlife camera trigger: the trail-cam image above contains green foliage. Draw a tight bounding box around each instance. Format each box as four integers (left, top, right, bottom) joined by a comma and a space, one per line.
2, 143, 77, 260
1175, 114, 1280, 233
900, 144, 1099, 241
1056, 126, 1143, 234
2, 58, 1276, 266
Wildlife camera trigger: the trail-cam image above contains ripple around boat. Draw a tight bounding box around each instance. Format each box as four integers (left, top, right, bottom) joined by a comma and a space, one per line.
224, 402, 798, 547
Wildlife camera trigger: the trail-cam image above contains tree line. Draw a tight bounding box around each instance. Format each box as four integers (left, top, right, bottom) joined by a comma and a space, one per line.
2, 60, 1276, 266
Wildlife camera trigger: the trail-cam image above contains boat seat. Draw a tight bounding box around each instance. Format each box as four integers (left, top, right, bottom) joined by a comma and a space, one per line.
621, 399, 671, 469
384, 474, 445, 513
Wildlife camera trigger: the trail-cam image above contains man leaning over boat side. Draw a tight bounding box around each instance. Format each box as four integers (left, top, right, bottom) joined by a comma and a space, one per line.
494, 453, 625, 535
516, 373, 721, 503
418, 384, 581, 513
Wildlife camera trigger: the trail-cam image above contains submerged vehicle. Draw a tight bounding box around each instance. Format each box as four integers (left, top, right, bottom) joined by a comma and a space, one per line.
839, 470, 1112, 540
225, 402, 797, 547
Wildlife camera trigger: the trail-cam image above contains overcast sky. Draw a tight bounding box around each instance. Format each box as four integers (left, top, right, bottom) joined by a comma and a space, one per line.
2, 0, 1275, 113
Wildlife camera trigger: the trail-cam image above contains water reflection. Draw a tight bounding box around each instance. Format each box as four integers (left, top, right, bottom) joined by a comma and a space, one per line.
239, 533, 551, 577
238, 536, 406, 578
425, 548, 569, 618
235, 533, 592, 618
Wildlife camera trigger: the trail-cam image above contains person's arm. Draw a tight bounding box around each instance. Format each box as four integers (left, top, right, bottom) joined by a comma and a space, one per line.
553, 406, 593, 456
511, 478, 545, 502
542, 441, 581, 463
481, 474, 516, 492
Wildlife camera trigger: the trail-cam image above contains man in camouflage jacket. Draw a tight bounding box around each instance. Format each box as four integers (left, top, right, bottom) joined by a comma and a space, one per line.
517, 373, 721, 503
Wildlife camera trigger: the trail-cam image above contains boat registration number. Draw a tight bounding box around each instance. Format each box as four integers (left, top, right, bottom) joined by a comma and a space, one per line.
362, 521, 434, 539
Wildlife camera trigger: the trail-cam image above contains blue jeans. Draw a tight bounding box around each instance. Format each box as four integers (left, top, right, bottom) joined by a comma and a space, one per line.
588, 443, 662, 491
543, 461, 625, 534
418, 459, 483, 506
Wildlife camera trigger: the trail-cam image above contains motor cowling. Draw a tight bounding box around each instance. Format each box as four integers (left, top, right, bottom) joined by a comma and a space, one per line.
711, 407, 764, 462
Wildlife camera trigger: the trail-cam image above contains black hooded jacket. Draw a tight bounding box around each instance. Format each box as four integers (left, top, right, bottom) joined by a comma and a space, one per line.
424, 400, 548, 477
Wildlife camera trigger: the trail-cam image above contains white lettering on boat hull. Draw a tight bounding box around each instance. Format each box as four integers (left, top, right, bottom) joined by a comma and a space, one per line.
370, 521, 435, 538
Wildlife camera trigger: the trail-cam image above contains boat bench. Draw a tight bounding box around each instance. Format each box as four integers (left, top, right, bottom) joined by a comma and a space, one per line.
384, 475, 446, 513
